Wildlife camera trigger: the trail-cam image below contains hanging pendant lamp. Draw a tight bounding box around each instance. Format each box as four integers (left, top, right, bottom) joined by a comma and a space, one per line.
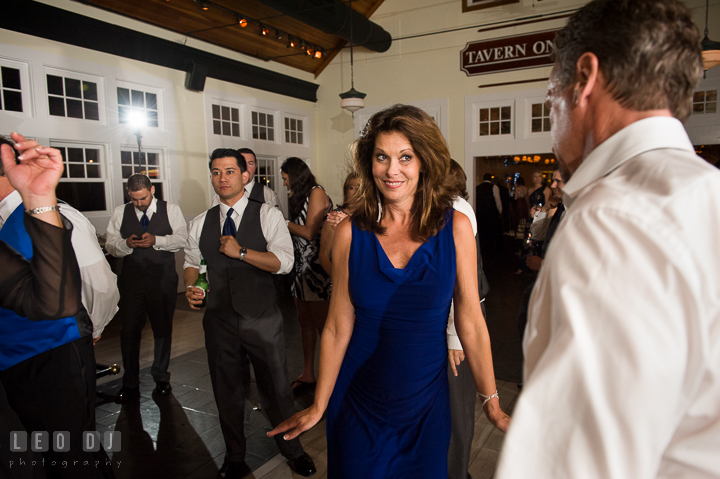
702, 0, 720, 73
340, 0, 366, 114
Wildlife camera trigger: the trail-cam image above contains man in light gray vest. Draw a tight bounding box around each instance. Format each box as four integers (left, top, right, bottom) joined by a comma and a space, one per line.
106, 174, 187, 402
184, 149, 316, 479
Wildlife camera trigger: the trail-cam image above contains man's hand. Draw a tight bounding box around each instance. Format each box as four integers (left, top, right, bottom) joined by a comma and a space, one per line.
185, 286, 205, 310
326, 210, 348, 230
126, 235, 140, 248
2, 133, 63, 209
135, 232, 156, 248
448, 349, 465, 377
219, 235, 242, 259
525, 255, 542, 271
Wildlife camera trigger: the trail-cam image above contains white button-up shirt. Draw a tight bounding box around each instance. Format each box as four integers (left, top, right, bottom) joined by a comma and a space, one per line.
184, 194, 293, 274
497, 116, 720, 479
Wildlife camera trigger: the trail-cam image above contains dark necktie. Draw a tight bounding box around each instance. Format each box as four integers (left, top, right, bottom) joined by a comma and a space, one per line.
140, 211, 149, 232
223, 208, 237, 237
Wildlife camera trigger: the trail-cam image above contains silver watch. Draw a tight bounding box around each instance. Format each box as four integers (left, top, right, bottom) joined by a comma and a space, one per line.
239, 246, 247, 261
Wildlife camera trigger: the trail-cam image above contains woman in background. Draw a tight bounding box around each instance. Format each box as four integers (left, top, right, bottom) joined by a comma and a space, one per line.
281, 157, 333, 393
319, 171, 359, 277
528, 170, 551, 209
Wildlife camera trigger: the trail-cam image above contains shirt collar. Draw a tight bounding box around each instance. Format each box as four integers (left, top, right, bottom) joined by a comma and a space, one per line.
218, 193, 248, 218
562, 116, 694, 209
136, 196, 157, 216
0, 190, 22, 225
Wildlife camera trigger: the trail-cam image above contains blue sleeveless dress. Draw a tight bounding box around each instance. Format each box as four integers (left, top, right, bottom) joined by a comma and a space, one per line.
326, 212, 456, 479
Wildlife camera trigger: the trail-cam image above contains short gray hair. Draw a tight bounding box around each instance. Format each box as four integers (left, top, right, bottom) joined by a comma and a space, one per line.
553, 0, 702, 121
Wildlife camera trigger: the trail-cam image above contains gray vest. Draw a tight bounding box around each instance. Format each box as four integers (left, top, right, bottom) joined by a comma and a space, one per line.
119, 200, 176, 282
248, 181, 265, 204
199, 201, 277, 318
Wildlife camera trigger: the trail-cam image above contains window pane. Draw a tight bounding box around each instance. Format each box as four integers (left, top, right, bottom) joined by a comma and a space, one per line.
501, 106, 511, 120
147, 110, 158, 127
479, 123, 488, 136
222, 106, 230, 121
259, 128, 267, 140
501, 121, 511, 134
212, 104, 220, 119
693, 103, 704, 113
121, 150, 132, 164
286, 131, 290, 143
297, 132, 303, 144
117, 87, 130, 106
707, 90, 717, 102
252, 111, 258, 124
267, 115, 273, 127
543, 103, 550, 116
479, 108, 489, 122
86, 164, 101, 178
490, 108, 500, 121
66, 99, 83, 118
85, 149, 98, 164
285, 117, 290, 129
3, 90, 22, 112
56, 182, 106, 212
291, 131, 297, 143
147, 153, 159, 165
252, 125, 258, 139
122, 166, 132, 178
134, 165, 146, 175
531, 103, 542, 117
65, 78, 82, 99
84, 101, 99, 121
83, 82, 98, 101
118, 105, 129, 123
268, 129, 274, 141
133, 152, 143, 165
297, 122, 303, 132
232, 123, 240, 137
259, 114, 266, 126
146, 93, 157, 110
231, 108, 239, 122
49, 96, 65, 116
531, 118, 542, 132
693, 91, 704, 102
68, 148, 84, 163
68, 164, 85, 178
707, 102, 717, 113
47, 75, 64, 96
213, 120, 221, 135
147, 166, 159, 179
2, 67, 21, 90
490, 122, 499, 135
222, 121, 231, 136
543, 118, 551, 131
131, 90, 144, 107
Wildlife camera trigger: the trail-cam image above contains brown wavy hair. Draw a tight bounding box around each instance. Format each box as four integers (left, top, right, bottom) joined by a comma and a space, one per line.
352, 104, 454, 242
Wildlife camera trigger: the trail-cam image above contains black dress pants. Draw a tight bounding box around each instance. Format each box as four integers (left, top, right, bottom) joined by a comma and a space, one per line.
203, 306, 304, 464
118, 272, 177, 388
0, 336, 114, 478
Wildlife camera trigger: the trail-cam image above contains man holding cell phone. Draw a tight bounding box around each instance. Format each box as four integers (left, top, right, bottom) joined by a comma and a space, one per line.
105, 174, 187, 403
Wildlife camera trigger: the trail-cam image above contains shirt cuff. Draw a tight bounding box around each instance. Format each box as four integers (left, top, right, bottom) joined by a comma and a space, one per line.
447, 335, 463, 350
154, 235, 167, 249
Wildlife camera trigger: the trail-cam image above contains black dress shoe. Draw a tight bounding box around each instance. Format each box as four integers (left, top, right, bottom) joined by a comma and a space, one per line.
114, 387, 140, 404
155, 381, 172, 395
289, 453, 316, 477
217, 461, 251, 479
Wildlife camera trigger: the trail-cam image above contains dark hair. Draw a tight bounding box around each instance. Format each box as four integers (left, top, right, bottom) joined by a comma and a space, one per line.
553, 0, 702, 121
0, 135, 19, 176
516, 176, 525, 186
237, 148, 256, 163
209, 148, 246, 173
353, 104, 454, 242
126, 173, 152, 192
280, 157, 319, 220
483, 173, 493, 181
447, 160, 468, 200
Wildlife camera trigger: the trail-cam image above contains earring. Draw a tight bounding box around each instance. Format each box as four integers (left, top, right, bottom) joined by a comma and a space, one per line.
376, 192, 382, 223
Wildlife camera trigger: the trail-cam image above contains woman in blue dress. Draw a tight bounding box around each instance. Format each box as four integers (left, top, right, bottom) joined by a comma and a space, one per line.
270, 105, 510, 478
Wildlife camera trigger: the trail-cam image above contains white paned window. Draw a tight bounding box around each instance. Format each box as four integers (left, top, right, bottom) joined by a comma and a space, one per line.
212, 104, 240, 137
530, 102, 551, 132
252, 110, 275, 141
52, 142, 108, 212
284, 117, 304, 145
120, 148, 165, 203
117, 85, 160, 127
0, 66, 23, 112
479, 105, 512, 136
692, 90, 717, 115
46, 72, 100, 121
255, 155, 278, 191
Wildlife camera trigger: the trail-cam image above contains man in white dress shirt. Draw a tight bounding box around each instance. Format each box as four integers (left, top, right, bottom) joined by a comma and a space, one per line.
184, 149, 315, 478
497, 1, 720, 478
105, 174, 187, 402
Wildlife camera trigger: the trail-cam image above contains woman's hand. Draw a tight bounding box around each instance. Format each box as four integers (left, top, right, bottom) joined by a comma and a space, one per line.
483, 398, 511, 433
326, 210, 348, 230
1, 133, 63, 208
267, 405, 324, 441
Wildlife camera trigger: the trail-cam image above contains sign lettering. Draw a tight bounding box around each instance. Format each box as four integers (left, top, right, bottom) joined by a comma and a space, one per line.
461, 30, 561, 76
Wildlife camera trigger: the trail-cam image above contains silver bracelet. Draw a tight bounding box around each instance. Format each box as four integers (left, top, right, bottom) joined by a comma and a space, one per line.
25, 205, 59, 216
479, 390, 499, 408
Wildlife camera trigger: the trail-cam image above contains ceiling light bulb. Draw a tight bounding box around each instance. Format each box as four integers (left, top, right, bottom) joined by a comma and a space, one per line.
239, 18, 248, 27
315, 50, 322, 59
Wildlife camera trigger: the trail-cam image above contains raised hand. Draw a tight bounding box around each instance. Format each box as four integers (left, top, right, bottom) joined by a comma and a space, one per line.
1, 133, 63, 209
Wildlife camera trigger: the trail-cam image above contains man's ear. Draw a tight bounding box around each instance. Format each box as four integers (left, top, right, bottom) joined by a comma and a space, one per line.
242, 170, 250, 185
572, 52, 600, 106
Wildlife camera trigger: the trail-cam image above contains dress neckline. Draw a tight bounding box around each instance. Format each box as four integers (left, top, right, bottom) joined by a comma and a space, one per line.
373, 233, 426, 271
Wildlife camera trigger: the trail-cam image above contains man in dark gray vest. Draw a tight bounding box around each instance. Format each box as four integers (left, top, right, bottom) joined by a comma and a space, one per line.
106, 174, 187, 402
184, 149, 316, 479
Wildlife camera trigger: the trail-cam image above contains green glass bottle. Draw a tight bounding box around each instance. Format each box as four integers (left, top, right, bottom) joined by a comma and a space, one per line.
195, 259, 209, 308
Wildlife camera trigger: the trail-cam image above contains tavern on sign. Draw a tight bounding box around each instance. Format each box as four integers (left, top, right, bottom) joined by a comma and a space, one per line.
461, 29, 562, 76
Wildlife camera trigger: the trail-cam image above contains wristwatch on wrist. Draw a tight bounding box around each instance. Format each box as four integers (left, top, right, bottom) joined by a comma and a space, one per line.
239, 246, 247, 261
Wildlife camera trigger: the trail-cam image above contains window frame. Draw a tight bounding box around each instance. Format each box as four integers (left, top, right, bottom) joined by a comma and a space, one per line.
473, 99, 515, 141
116, 81, 164, 130
44, 67, 106, 125
283, 114, 307, 146
250, 107, 278, 143
0, 57, 32, 118
50, 140, 111, 215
